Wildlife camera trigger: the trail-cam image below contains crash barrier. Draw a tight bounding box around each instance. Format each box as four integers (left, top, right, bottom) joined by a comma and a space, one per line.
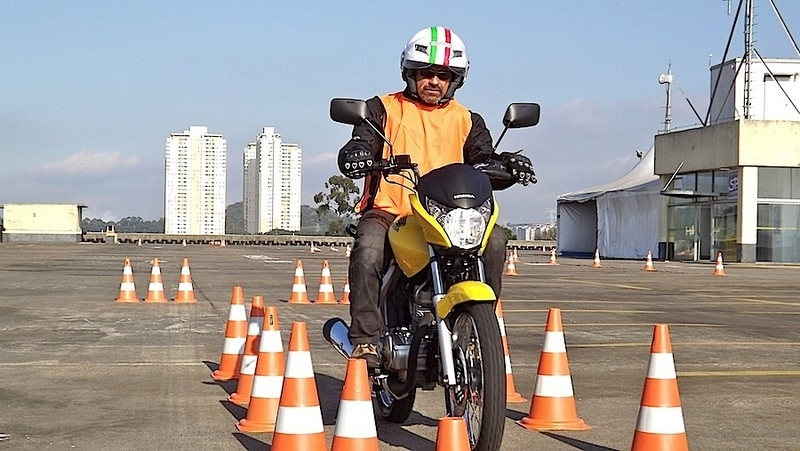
84, 231, 555, 250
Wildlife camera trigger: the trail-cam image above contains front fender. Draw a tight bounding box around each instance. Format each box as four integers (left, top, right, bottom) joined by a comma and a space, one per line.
436, 281, 496, 318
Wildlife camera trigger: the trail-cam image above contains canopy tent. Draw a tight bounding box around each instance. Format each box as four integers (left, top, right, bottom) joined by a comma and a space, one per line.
556, 147, 660, 259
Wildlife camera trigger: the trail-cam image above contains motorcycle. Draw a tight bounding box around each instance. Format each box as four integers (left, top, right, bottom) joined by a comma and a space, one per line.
323, 98, 540, 451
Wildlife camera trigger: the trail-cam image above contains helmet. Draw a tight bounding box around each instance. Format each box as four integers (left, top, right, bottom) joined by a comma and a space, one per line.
400, 26, 469, 103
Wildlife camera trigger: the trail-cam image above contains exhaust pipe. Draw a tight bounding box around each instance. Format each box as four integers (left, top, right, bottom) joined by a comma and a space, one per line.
322, 317, 354, 359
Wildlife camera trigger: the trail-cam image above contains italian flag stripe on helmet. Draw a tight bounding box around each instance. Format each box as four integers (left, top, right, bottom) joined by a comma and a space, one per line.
428, 26, 452, 66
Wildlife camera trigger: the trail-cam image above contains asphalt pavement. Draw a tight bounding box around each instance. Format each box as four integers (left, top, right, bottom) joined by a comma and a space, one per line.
0, 243, 798, 450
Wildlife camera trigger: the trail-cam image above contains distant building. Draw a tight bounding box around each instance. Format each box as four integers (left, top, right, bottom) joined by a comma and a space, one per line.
0, 203, 86, 243
164, 126, 227, 235
243, 127, 302, 233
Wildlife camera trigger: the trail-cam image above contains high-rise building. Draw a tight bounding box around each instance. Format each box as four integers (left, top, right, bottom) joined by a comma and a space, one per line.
164, 125, 227, 235
243, 127, 302, 233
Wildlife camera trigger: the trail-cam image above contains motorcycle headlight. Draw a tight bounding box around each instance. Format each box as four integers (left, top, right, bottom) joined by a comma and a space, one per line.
426, 198, 492, 249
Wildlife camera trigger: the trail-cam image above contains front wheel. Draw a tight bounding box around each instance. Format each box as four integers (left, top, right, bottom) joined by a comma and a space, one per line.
446, 302, 506, 451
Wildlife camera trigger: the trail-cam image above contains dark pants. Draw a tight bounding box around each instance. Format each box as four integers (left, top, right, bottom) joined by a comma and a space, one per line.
347, 209, 509, 345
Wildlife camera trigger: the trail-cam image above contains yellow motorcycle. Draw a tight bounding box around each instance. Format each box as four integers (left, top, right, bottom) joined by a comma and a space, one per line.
324, 98, 539, 451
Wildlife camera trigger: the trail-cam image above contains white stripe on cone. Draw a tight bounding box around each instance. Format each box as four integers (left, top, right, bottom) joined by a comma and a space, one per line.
274, 406, 325, 433
283, 351, 314, 378
333, 399, 378, 438
635, 406, 686, 434
533, 374, 575, 397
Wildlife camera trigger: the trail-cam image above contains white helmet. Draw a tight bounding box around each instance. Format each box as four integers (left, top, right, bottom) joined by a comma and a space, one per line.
400, 26, 469, 103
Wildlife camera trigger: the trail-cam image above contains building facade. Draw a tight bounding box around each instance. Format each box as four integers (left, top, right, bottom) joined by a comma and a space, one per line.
164, 126, 227, 235
242, 127, 302, 233
655, 58, 800, 262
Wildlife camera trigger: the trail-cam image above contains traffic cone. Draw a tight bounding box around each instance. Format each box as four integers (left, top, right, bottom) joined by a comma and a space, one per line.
182, 239, 187, 247
115, 258, 139, 303
504, 252, 518, 276
435, 417, 471, 451
518, 307, 590, 431
643, 251, 657, 272
137, 238, 142, 246
236, 306, 285, 433
330, 245, 340, 252
211, 286, 247, 381
314, 260, 337, 304
330, 358, 379, 451
495, 299, 526, 403
228, 295, 265, 407
173, 258, 198, 303
143, 258, 168, 303
591, 248, 602, 268
713, 252, 726, 276
310, 242, 319, 253
512, 248, 520, 263
345, 244, 351, 258
549, 249, 559, 265
288, 260, 310, 304
339, 278, 350, 305
269, 321, 327, 450
631, 324, 688, 451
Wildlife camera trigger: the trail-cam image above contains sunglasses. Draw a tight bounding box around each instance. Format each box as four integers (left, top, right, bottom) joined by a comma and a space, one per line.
417, 68, 453, 81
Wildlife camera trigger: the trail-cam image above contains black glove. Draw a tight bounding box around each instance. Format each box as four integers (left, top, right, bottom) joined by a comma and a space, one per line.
499, 151, 535, 186
339, 148, 374, 179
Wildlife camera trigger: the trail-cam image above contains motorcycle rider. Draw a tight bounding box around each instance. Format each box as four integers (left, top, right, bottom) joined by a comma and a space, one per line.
338, 26, 535, 368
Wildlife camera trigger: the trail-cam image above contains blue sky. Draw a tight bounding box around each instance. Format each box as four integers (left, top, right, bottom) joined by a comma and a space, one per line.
2, 1, 798, 223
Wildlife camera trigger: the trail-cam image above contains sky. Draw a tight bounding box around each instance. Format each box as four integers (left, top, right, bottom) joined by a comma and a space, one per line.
2, 1, 799, 224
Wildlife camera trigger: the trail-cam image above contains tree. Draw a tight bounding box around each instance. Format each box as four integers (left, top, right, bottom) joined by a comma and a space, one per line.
313, 175, 361, 235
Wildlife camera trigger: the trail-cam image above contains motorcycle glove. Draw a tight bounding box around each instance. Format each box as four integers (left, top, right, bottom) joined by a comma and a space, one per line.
499, 151, 536, 186
339, 148, 374, 179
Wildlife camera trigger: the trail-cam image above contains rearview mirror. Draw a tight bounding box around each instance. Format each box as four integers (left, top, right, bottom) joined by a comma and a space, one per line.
502, 103, 540, 128
330, 98, 369, 125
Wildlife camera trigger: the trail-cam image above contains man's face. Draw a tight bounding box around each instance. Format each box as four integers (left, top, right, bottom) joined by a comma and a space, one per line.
414, 66, 452, 105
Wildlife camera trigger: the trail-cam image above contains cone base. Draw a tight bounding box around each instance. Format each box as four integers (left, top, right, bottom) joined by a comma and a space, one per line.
228, 392, 250, 407
288, 297, 311, 304
143, 298, 168, 303
235, 417, 276, 433
632, 431, 689, 451
517, 416, 590, 431
507, 391, 527, 403
115, 297, 140, 303
314, 298, 337, 304
211, 370, 239, 382
174, 298, 198, 303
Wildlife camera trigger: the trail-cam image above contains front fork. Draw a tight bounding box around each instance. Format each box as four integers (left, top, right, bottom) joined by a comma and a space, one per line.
431, 245, 488, 390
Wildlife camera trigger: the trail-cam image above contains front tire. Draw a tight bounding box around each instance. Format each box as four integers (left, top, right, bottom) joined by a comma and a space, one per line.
446, 302, 506, 451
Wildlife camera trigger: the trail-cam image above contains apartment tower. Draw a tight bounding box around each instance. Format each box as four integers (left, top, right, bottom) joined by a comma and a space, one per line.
242, 127, 302, 233
164, 125, 227, 235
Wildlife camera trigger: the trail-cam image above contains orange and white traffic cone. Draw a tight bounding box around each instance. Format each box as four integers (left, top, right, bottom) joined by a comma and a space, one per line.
314, 260, 337, 304
713, 252, 726, 276
435, 417, 471, 451
643, 251, 657, 272
512, 248, 520, 263
236, 306, 285, 433
288, 260, 310, 304
228, 295, 265, 407
345, 244, 352, 258
339, 277, 350, 305
504, 252, 518, 276
592, 248, 602, 268
495, 299, 526, 403
549, 249, 559, 265
143, 258, 168, 303
173, 258, 198, 303
330, 358, 379, 451
631, 324, 689, 451
115, 258, 139, 303
211, 286, 247, 381
518, 307, 590, 431
269, 321, 327, 450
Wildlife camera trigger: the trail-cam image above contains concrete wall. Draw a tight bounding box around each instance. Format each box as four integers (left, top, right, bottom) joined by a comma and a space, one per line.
2, 204, 84, 243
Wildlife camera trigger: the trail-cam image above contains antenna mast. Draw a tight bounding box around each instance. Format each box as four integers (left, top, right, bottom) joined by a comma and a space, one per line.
658, 64, 674, 133
743, 0, 755, 119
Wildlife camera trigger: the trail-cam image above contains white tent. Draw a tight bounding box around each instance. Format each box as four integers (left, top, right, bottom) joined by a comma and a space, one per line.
556, 147, 660, 259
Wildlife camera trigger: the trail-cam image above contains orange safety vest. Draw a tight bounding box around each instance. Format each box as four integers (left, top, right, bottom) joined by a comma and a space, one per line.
357, 92, 473, 216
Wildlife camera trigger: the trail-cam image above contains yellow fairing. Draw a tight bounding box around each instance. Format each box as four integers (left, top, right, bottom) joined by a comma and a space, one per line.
388, 214, 431, 277
436, 281, 496, 318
